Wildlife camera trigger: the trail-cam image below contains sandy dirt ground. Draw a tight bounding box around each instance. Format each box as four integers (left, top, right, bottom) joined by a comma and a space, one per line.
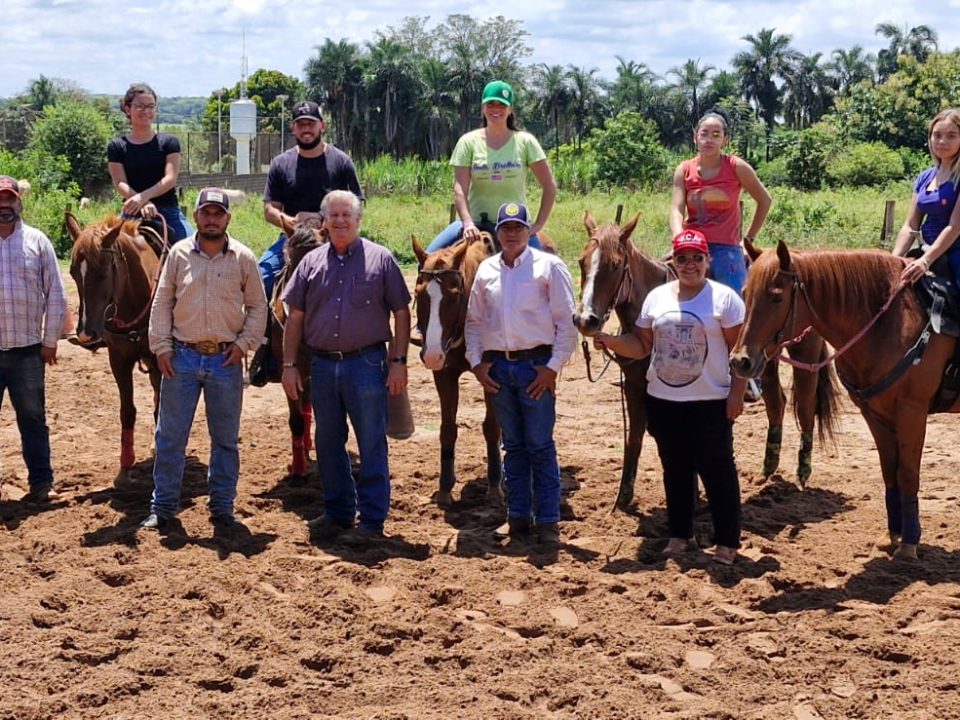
2, 275, 960, 720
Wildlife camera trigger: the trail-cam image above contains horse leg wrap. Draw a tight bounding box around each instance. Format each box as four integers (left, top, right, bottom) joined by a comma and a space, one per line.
796, 431, 813, 489
301, 404, 313, 453
288, 437, 307, 477
616, 463, 637, 509
884, 486, 903, 536
439, 448, 456, 493
120, 428, 135, 469
900, 493, 921, 546
763, 426, 782, 478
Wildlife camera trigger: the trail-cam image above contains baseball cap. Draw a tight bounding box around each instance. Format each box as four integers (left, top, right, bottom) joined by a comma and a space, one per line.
496, 201, 531, 229
673, 229, 709, 255
291, 101, 323, 122
195, 187, 230, 212
0, 176, 21, 198
482, 80, 514, 107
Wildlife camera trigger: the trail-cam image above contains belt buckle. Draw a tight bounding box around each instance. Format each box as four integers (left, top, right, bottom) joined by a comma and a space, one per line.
330, 350, 345, 360
196, 340, 219, 355
503, 349, 516, 361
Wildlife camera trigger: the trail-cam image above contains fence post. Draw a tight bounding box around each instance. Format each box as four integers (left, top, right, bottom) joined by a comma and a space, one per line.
449, 203, 456, 223
880, 200, 896, 249
615, 204, 623, 224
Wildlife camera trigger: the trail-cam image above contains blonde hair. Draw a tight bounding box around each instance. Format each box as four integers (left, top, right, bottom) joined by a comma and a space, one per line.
929, 108, 960, 185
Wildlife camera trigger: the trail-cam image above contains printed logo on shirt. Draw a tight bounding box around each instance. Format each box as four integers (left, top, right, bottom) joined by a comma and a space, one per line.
652, 310, 708, 387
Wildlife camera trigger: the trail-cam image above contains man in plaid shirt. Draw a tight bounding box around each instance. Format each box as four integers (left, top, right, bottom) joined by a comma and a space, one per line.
0, 176, 67, 503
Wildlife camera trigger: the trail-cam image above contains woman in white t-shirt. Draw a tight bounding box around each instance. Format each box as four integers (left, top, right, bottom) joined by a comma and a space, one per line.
594, 230, 746, 565
426, 80, 556, 252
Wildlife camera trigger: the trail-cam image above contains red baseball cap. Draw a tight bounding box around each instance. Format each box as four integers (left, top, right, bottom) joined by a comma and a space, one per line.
673, 229, 708, 255
0, 176, 21, 198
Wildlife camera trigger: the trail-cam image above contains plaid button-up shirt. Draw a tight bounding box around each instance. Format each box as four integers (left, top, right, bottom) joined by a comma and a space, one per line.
0, 220, 67, 350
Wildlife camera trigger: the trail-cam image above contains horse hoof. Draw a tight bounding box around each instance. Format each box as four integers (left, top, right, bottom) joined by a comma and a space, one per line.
875, 532, 901, 552
486, 484, 504, 506
434, 490, 454, 509
894, 543, 918, 560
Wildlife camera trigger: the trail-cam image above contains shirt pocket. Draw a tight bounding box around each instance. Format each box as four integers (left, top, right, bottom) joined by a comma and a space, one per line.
350, 279, 379, 310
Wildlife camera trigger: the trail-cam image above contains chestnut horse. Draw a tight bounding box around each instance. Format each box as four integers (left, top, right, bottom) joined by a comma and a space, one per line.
730, 242, 956, 559
412, 235, 502, 508
574, 213, 839, 510
268, 217, 324, 478
66, 213, 163, 469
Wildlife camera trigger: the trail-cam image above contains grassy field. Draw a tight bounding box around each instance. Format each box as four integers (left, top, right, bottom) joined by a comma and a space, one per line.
55, 184, 912, 271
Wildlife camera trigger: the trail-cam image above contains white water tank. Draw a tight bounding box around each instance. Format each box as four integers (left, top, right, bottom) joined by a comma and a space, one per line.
229, 99, 257, 175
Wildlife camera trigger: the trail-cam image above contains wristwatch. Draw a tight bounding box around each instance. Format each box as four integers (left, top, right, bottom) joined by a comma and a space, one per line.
283, 362, 296, 368
391, 356, 407, 365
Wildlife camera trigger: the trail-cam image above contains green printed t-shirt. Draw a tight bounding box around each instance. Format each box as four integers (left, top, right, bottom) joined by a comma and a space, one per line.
450, 129, 547, 223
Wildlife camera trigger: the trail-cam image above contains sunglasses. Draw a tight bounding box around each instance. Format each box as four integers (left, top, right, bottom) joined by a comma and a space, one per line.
675, 253, 706, 266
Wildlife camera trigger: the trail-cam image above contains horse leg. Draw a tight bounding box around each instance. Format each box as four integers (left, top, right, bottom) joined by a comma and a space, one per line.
892, 405, 928, 560
433, 370, 460, 508
300, 393, 313, 454
790, 365, 819, 489
860, 412, 902, 552
759, 360, 786, 478
287, 394, 307, 478
617, 367, 647, 511
110, 350, 137, 469
482, 393, 503, 504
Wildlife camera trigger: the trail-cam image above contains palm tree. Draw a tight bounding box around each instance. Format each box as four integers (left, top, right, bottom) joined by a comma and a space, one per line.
566, 65, 602, 151
875, 23, 939, 80
610, 57, 657, 114
366, 37, 419, 157
782, 52, 832, 129
668, 58, 716, 126
419, 58, 456, 161
534, 64, 571, 159
304, 39, 362, 150
732, 28, 798, 134
826, 45, 875, 94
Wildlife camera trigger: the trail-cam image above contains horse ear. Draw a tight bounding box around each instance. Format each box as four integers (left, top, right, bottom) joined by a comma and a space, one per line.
620, 213, 640, 246
776, 240, 791, 271
743, 235, 761, 262
451, 238, 470, 264
65, 212, 82, 242
411, 235, 428, 265
101, 220, 124, 250
584, 211, 596, 234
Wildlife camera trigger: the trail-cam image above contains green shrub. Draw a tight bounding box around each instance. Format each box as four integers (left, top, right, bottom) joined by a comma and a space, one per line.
898, 146, 931, 179
756, 156, 790, 187
825, 141, 905, 187
590, 112, 669, 190
27, 100, 112, 194
783, 123, 840, 190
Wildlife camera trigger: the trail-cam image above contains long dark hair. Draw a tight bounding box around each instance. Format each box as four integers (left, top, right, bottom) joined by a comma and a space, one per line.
481, 112, 519, 131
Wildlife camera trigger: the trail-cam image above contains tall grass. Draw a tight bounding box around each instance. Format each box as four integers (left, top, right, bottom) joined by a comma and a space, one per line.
35, 167, 912, 273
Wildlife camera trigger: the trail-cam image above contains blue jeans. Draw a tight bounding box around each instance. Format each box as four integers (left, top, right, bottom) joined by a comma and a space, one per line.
488, 356, 560, 524
151, 345, 244, 518
310, 346, 391, 532
708, 243, 747, 297
258, 233, 287, 302
156, 204, 193, 242
0, 346, 53, 488
427, 220, 543, 253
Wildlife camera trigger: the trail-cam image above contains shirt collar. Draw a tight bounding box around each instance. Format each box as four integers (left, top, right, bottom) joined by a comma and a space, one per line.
498, 245, 532, 269
191, 233, 232, 256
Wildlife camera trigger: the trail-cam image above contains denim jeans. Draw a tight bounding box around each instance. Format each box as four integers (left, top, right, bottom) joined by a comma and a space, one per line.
258, 233, 287, 302
156, 204, 194, 242
427, 220, 543, 253
0, 346, 53, 488
708, 243, 748, 297
310, 346, 390, 532
488, 356, 560, 524
151, 345, 244, 518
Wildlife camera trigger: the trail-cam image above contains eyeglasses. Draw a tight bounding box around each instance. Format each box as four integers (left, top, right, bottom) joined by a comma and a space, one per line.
675, 253, 706, 266
696, 130, 723, 140
131, 103, 156, 111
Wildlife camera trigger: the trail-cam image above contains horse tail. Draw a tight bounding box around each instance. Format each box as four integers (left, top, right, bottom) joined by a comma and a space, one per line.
808, 341, 841, 447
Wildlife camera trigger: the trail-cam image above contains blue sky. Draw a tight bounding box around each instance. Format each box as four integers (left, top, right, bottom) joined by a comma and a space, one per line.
3, 0, 957, 99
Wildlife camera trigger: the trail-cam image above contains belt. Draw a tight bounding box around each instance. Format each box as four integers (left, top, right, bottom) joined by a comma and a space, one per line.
177, 340, 233, 355
482, 344, 553, 362
0, 344, 41, 355
312, 342, 385, 361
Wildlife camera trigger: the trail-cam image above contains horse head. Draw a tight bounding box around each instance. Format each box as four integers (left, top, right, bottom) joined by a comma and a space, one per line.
730, 241, 798, 379
574, 211, 641, 336
413, 236, 486, 372
66, 212, 158, 346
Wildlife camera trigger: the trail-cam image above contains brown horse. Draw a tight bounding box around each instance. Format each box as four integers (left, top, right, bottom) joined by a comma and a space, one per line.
730, 242, 955, 559
412, 234, 502, 508
574, 213, 839, 510
268, 217, 325, 478
66, 213, 163, 469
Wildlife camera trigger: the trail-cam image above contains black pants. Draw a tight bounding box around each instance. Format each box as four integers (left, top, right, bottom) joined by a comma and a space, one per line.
646, 395, 741, 548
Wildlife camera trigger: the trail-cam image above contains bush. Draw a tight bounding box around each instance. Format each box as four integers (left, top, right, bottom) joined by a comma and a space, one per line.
825, 141, 905, 187
756, 156, 790, 187
590, 111, 669, 190
898, 146, 931, 179
783, 123, 840, 190
28, 99, 112, 194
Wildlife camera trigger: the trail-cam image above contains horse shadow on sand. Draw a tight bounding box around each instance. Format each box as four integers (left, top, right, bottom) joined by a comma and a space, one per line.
254, 454, 430, 567
77, 455, 276, 559
600, 476, 852, 587
0, 487, 70, 530
435, 463, 601, 568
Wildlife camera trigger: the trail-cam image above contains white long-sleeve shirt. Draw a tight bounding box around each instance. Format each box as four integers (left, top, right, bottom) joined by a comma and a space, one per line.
465, 246, 578, 374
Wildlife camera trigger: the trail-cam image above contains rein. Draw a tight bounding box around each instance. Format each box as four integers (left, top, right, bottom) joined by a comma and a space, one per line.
767, 269, 910, 373
105, 215, 170, 332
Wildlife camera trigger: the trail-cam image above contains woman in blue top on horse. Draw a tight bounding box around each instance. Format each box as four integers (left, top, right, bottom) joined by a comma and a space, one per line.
894, 108, 960, 285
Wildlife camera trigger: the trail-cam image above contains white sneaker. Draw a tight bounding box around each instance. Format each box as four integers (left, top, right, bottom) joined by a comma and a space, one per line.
744, 379, 761, 403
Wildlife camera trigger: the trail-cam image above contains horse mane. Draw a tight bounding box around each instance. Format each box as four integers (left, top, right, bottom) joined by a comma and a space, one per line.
70, 215, 141, 270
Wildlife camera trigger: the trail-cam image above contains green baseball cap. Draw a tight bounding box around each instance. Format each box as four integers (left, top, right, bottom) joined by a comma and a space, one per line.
482, 80, 514, 107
